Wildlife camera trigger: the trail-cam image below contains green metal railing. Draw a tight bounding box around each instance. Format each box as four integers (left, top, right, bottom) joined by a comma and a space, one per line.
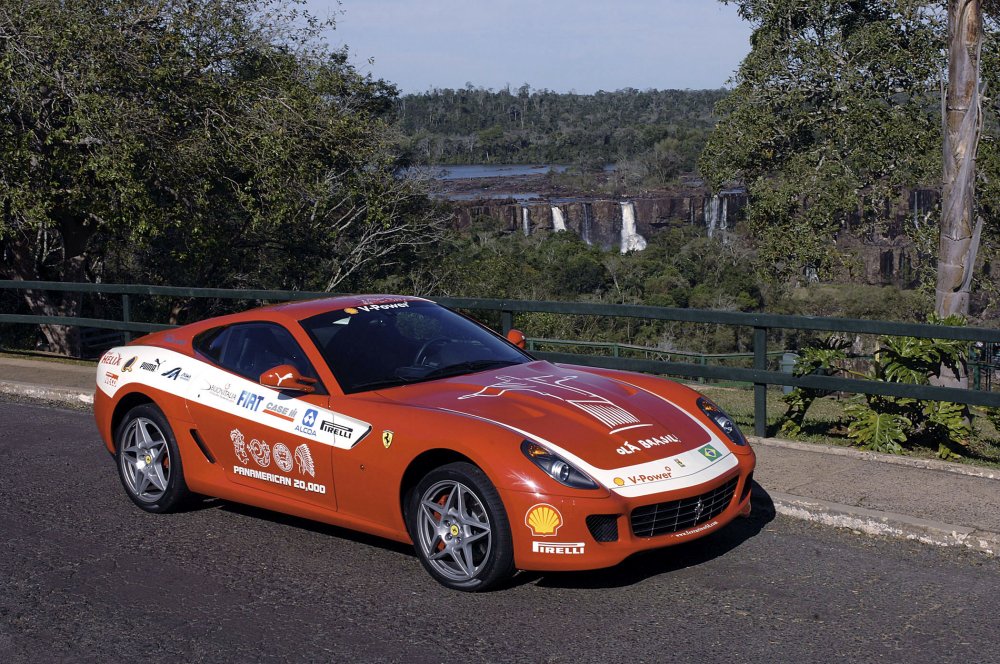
4, 279, 1000, 437
526, 337, 789, 361
525, 338, 789, 384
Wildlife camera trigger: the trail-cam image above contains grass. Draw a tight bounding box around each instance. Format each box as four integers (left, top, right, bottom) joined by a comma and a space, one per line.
0, 348, 97, 366
694, 382, 1000, 470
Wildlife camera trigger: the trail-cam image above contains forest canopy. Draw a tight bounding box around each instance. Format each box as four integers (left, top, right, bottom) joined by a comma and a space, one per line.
0, 0, 445, 352
395, 86, 726, 183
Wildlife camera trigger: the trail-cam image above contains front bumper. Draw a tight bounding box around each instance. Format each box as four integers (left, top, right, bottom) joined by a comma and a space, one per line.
503, 451, 755, 572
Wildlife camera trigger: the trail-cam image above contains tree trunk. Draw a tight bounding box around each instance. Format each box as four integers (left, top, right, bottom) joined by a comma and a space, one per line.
934, 0, 983, 387
2, 214, 92, 356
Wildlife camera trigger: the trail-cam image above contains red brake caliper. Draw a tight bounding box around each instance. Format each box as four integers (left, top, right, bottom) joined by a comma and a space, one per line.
435, 493, 448, 552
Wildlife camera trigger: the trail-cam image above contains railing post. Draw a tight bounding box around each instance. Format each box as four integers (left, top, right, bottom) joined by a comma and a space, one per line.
753, 326, 767, 437
500, 309, 513, 336
122, 294, 132, 343
970, 343, 981, 391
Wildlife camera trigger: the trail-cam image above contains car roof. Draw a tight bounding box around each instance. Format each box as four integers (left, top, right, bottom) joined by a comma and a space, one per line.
264, 294, 432, 321
132, 294, 435, 349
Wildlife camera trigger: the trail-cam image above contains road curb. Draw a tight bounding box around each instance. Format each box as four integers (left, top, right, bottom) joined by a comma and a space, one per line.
0, 381, 93, 406
751, 435, 1000, 481
769, 490, 999, 557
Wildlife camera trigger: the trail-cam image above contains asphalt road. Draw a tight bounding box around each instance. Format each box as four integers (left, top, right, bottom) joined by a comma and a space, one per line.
2, 399, 999, 664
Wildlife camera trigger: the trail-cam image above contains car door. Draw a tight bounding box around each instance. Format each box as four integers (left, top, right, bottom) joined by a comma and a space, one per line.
186, 321, 338, 510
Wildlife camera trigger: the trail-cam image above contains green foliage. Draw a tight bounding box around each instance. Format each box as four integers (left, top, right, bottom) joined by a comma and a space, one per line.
367, 219, 765, 352
844, 404, 910, 454
779, 337, 851, 436
776, 316, 973, 455
395, 86, 727, 186
878, 334, 966, 384
782, 285, 932, 322
702, 0, 970, 284
0, 0, 446, 344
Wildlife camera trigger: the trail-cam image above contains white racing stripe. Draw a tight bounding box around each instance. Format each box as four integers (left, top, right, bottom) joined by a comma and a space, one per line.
97, 346, 372, 450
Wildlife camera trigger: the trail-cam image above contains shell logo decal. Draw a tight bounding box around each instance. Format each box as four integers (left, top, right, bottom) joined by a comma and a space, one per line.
525, 503, 563, 537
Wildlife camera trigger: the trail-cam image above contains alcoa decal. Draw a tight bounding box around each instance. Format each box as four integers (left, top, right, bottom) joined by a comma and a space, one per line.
441, 406, 736, 498
98, 345, 372, 450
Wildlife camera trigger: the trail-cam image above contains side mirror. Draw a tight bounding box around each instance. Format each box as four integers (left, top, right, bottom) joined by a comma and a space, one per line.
506, 328, 527, 349
259, 364, 317, 393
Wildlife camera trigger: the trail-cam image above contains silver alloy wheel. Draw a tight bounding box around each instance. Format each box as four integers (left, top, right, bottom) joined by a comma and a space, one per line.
119, 416, 171, 503
415, 479, 493, 582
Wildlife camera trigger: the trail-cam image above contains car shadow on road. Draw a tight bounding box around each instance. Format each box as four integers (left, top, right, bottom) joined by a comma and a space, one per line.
200, 482, 776, 592
512, 481, 776, 591
214, 501, 415, 556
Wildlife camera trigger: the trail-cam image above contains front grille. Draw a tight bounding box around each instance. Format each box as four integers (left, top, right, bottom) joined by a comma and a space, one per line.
630, 475, 739, 538
586, 514, 620, 542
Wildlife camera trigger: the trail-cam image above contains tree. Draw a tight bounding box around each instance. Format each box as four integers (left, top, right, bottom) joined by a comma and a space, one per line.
0, 0, 445, 353
702, 0, 949, 284
935, 0, 984, 323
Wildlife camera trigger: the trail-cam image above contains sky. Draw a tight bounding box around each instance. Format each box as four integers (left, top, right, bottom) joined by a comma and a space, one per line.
302, 0, 753, 94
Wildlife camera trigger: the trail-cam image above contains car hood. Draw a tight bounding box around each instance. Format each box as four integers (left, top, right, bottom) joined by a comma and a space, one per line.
380, 361, 730, 479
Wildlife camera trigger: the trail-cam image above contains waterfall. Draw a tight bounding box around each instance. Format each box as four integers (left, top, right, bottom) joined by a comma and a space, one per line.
551, 206, 567, 232
521, 206, 530, 237
619, 201, 647, 254
582, 203, 593, 245
705, 195, 723, 238
720, 196, 728, 231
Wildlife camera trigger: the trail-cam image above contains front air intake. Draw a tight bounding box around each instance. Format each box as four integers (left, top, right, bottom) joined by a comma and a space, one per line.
630, 475, 739, 538
585, 514, 620, 542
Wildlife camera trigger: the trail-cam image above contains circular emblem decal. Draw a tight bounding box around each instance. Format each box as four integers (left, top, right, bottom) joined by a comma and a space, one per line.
248, 439, 271, 468
272, 443, 293, 472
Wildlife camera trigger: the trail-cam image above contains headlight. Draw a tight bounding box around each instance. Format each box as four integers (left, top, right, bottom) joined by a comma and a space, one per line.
520, 440, 599, 490
697, 397, 748, 446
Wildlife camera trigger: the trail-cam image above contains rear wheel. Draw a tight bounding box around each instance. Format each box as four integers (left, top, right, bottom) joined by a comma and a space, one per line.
407, 462, 514, 591
115, 403, 190, 513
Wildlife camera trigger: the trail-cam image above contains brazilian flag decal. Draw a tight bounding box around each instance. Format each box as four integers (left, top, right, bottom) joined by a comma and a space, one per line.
697, 444, 721, 460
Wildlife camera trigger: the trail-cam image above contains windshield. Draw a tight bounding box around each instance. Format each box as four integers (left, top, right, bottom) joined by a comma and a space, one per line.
300, 300, 531, 394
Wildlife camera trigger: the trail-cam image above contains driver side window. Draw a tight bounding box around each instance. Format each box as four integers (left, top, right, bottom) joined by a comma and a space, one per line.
194, 322, 324, 393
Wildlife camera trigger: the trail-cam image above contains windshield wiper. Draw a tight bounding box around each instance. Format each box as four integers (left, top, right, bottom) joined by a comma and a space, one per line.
350, 360, 522, 392
422, 359, 522, 380
347, 377, 410, 393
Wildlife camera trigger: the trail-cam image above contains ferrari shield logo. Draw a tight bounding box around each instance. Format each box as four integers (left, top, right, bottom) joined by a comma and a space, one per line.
382, 430, 394, 448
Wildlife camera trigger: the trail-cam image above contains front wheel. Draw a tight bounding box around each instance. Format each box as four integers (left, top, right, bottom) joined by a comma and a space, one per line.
115, 403, 191, 513
407, 462, 514, 591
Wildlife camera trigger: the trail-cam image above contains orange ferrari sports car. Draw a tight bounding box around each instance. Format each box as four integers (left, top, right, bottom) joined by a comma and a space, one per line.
94, 295, 756, 590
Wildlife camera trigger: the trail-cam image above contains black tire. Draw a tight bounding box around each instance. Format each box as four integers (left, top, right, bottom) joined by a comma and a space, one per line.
114, 403, 191, 513
406, 462, 515, 591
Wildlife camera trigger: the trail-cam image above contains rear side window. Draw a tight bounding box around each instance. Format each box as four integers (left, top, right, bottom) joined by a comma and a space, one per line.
194, 322, 324, 393
193, 327, 229, 364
